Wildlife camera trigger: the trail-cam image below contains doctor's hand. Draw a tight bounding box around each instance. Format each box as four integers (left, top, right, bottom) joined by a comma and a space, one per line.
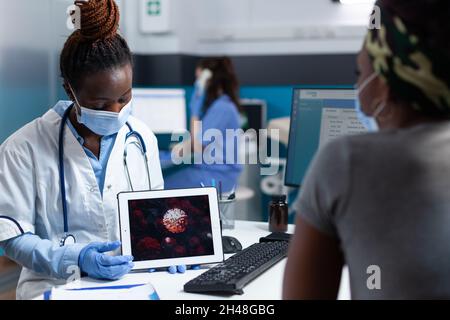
78, 241, 134, 280
148, 265, 186, 274
148, 265, 201, 274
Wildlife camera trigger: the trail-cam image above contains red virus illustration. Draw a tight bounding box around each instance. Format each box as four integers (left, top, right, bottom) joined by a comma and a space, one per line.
137, 237, 161, 255
163, 208, 188, 234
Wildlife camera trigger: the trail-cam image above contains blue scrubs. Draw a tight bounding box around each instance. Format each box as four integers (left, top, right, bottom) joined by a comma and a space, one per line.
163, 94, 242, 192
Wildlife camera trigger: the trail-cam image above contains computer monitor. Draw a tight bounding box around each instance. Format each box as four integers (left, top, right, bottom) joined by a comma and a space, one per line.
132, 88, 187, 134
285, 87, 367, 187
240, 99, 267, 132
240, 99, 267, 148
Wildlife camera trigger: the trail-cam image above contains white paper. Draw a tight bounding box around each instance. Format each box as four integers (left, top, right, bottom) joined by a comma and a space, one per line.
50, 283, 159, 300
319, 108, 367, 147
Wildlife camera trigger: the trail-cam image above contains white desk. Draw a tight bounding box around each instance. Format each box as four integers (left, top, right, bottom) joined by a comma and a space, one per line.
43, 220, 350, 300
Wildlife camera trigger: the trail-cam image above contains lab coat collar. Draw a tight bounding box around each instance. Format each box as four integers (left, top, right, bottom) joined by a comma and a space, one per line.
102, 122, 128, 195
51, 101, 130, 197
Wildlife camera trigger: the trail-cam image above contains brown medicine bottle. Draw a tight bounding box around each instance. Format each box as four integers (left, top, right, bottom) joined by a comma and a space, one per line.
268, 195, 288, 233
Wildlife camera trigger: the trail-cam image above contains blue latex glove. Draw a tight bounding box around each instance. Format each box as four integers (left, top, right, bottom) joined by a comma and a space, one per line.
148, 265, 187, 274
168, 265, 186, 274
78, 241, 134, 280
189, 85, 205, 118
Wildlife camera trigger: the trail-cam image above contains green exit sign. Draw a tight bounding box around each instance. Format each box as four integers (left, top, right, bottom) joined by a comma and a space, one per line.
147, 0, 161, 16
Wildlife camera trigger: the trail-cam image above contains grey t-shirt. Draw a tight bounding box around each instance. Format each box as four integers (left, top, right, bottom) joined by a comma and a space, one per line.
295, 121, 450, 299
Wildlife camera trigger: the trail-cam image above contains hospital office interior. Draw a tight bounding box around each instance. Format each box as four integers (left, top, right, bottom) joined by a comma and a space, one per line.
0, 0, 402, 299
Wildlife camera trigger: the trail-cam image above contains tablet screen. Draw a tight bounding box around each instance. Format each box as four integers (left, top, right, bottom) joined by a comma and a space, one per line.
128, 195, 214, 261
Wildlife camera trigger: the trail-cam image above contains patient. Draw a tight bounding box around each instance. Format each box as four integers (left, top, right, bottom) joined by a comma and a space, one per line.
283, 0, 450, 299
0, 257, 20, 300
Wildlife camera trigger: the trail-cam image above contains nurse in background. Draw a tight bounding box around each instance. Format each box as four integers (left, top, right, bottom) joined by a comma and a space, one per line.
164, 57, 243, 192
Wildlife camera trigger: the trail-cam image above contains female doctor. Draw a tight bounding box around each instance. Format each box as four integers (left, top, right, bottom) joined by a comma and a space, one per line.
0, 0, 182, 300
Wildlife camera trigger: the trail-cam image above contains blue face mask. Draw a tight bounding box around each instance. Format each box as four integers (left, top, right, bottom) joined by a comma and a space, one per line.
355, 97, 380, 132
355, 72, 385, 132
68, 84, 132, 136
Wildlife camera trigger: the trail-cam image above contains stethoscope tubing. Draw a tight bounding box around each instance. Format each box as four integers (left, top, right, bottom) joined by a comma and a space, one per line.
58, 105, 151, 246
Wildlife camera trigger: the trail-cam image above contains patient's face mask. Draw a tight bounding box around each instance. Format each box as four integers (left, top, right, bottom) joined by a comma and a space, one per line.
68, 83, 132, 136
355, 72, 386, 132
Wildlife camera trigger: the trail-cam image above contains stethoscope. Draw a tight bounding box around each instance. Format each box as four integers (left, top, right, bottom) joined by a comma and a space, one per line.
58, 104, 151, 246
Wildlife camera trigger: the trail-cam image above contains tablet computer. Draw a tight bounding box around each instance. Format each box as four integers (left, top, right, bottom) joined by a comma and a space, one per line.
118, 188, 224, 270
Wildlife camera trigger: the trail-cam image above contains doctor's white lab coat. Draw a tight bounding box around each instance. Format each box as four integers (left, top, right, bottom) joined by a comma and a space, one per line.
0, 101, 164, 299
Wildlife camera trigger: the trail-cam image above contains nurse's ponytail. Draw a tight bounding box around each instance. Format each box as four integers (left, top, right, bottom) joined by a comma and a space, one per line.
198, 57, 242, 115
60, 0, 132, 91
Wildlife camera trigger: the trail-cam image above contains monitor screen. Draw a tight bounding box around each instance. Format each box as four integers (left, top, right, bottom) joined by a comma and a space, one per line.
285, 88, 367, 187
240, 99, 267, 132
240, 99, 267, 149
127, 195, 214, 261
132, 88, 187, 134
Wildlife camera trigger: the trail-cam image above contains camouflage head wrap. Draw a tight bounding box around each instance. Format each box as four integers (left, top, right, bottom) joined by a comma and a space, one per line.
365, 1, 450, 117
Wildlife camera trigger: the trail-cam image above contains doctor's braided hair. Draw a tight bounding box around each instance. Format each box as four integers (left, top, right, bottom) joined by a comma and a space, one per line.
60, 0, 133, 91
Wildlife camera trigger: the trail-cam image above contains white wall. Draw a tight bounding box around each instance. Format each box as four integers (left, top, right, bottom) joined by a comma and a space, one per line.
0, 0, 91, 141
122, 0, 375, 56
0, 0, 375, 142
121, 0, 200, 54
0, 0, 71, 142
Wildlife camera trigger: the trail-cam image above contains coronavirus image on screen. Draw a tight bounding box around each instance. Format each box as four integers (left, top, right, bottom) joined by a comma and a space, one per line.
128, 195, 214, 261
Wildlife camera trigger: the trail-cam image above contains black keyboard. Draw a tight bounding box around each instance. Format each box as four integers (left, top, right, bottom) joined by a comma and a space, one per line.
184, 241, 289, 295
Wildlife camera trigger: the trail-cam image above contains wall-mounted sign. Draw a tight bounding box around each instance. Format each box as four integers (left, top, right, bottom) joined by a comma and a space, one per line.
140, 0, 171, 34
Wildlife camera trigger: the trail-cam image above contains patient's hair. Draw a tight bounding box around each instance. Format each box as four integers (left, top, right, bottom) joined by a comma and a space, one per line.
60, 0, 133, 91
380, 0, 450, 55
379, 0, 450, 109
